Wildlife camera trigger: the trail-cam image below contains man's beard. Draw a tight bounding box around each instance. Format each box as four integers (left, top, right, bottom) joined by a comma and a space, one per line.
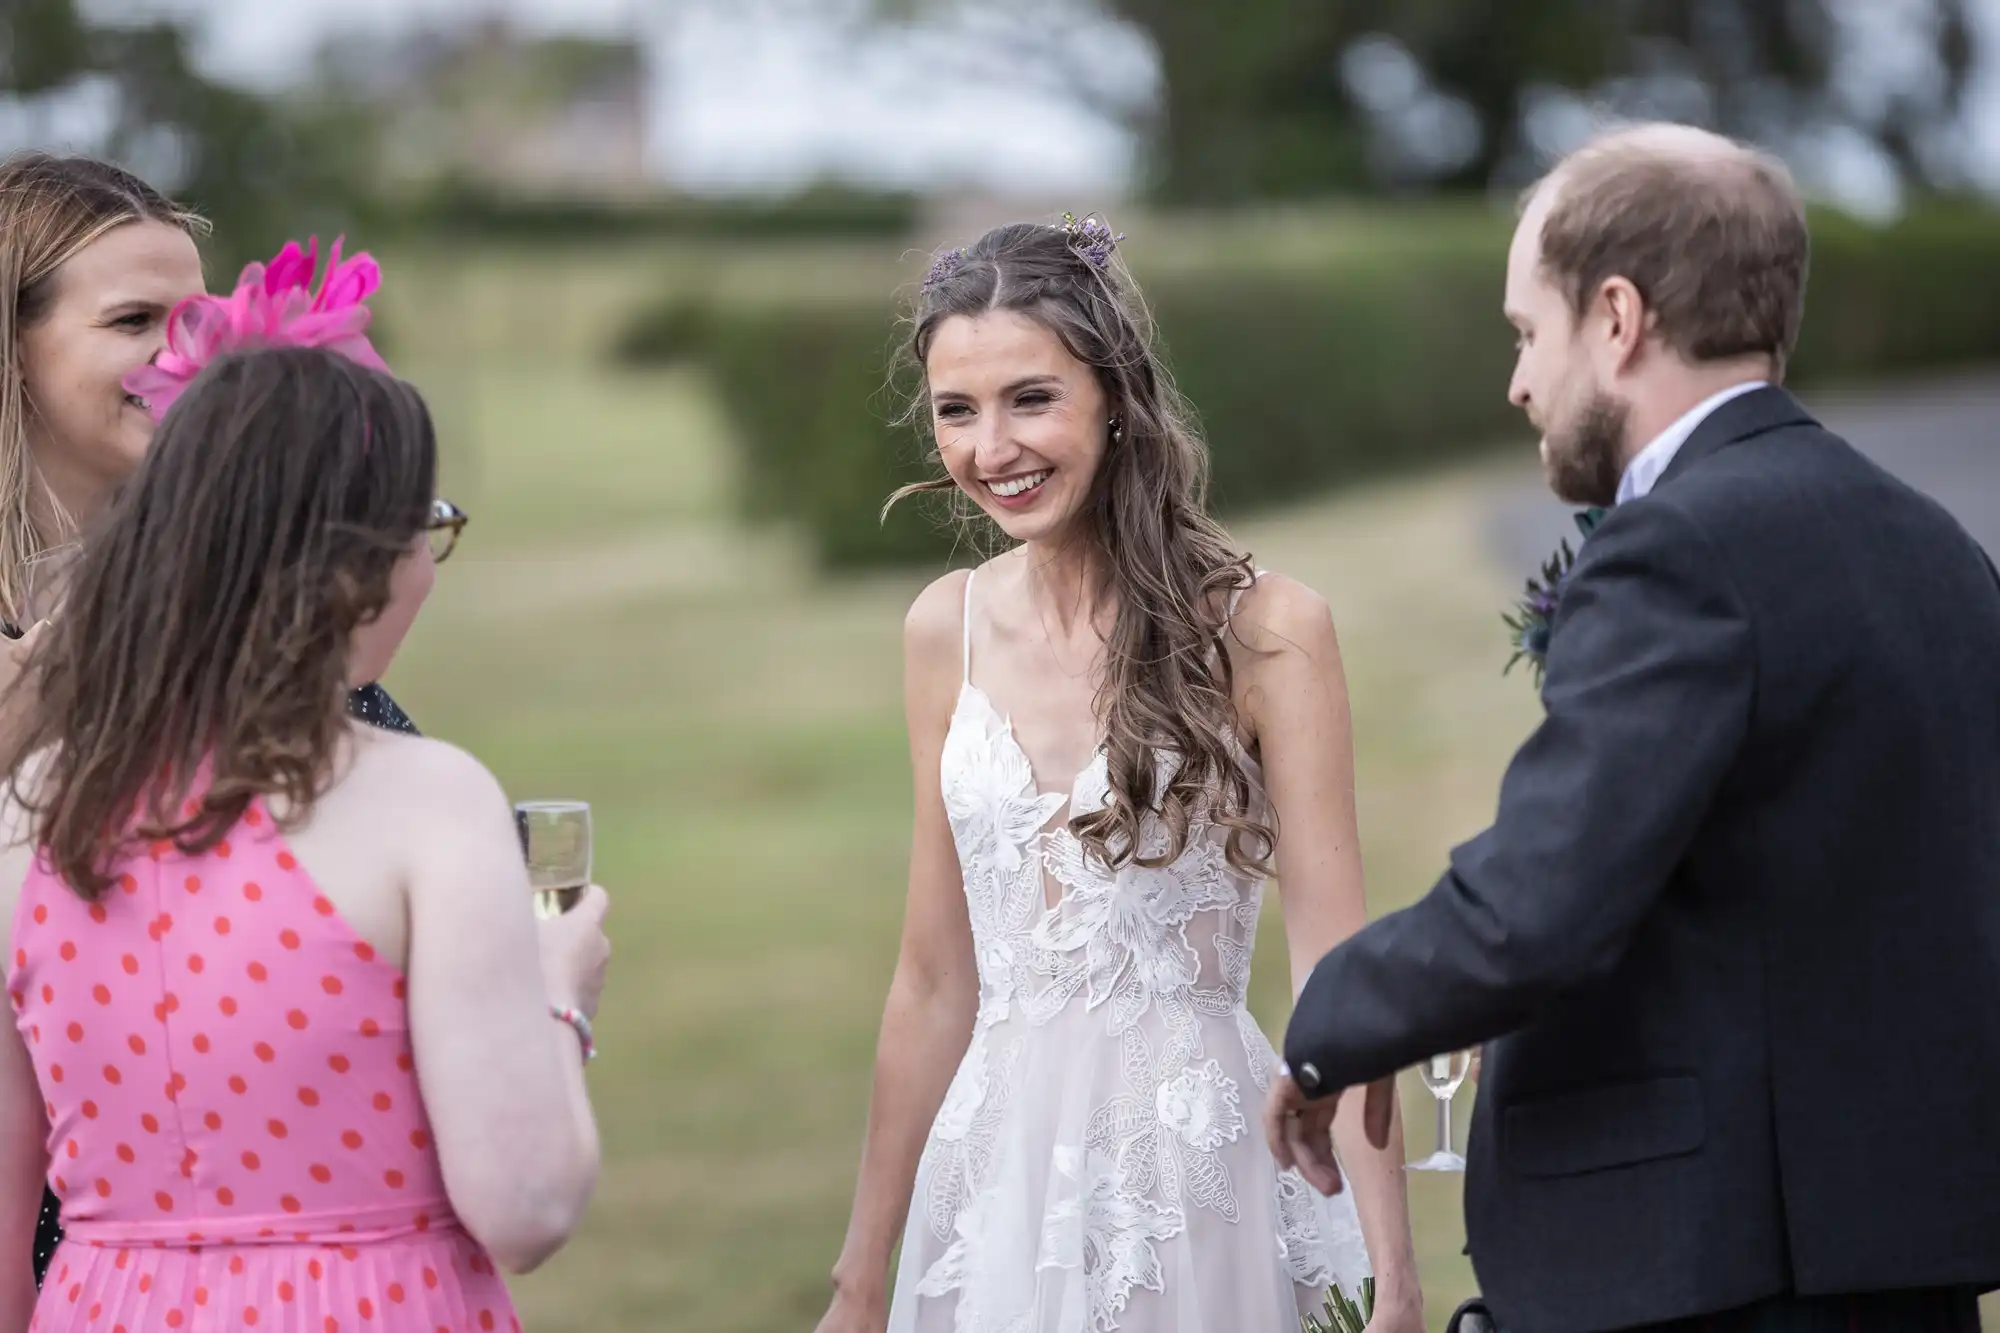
1542, 386, 1629, 507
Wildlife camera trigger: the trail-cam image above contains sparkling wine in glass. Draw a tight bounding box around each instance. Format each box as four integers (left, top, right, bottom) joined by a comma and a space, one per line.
1407, 1049, 1470, 1172
515, 800, 591, 920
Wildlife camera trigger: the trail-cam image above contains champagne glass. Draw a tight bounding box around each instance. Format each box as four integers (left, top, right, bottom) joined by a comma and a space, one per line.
1406, 1049, 1470, 1172
515, 800, 591, 920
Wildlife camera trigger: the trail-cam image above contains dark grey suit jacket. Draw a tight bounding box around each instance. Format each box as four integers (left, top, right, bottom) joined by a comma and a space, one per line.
1283, 387, 2000, 1333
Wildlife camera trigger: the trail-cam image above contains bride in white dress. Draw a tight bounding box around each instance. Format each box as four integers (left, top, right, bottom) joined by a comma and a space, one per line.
813, 217, 1423, 1333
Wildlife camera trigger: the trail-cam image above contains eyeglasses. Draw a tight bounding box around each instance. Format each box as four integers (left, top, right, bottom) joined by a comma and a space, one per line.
427, 498, 468, 564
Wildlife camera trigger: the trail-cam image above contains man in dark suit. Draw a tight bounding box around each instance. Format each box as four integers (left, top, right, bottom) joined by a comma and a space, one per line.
1264, 121, 2000, 1333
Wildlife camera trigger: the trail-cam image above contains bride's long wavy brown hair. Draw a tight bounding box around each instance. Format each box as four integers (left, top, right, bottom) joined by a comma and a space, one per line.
890, 219, 1272, 875
4, 345, 436, 898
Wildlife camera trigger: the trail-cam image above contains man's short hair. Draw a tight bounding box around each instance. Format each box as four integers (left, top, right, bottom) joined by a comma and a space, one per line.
1527, 123, 1810, 375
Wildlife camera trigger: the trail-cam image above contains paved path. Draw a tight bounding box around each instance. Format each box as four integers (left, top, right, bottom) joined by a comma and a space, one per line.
1484, 370, 2000, 577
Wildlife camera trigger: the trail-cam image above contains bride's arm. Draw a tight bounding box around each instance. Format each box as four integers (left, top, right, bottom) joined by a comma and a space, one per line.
1233, 575, 1423, 1325
820, 573, 981, 1323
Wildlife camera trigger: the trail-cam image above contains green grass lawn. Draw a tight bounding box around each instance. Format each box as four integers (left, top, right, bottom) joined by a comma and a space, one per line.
365, 238, 1638, 1331
389, 462, 1534, 1330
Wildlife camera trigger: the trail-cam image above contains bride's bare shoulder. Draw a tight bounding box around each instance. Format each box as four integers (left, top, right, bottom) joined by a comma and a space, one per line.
904, 555, 1014, 676
905, 568, 972, 669
1226, 570, 1339, 660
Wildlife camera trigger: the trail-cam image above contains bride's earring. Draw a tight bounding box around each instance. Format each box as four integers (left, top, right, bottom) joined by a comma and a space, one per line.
1108, 416, 1123, 442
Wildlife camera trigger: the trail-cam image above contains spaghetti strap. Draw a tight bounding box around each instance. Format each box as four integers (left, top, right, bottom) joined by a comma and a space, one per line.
1226, 568, 1266, 624
1210, 569, 1265, 670
961, 568, 977, 686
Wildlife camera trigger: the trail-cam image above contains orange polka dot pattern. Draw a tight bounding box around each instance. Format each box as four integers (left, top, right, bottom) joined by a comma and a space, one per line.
10, 801, 518, 1332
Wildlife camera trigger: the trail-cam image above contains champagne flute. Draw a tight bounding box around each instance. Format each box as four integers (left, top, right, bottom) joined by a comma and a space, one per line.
1406, 1049, 1470, 1172
515, 800, 591, 920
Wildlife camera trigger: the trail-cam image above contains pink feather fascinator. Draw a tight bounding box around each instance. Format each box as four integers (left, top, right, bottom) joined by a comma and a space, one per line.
123, 236, 389, 421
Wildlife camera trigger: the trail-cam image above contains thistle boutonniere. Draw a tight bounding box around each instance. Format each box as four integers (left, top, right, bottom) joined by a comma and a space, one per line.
1503, 507, 1608, 685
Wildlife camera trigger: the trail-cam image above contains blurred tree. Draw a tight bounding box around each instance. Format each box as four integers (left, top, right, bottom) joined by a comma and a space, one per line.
3, 0, 383, 273
1, 0, 95, 95
1109, 0, 1369, 200
882, 0, 1984, 200
1374, 0, 1979, 191
1352, 0, 1633, 189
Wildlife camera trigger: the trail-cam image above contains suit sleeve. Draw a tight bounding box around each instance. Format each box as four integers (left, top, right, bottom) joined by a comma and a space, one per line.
1282, 499, 1754, 1095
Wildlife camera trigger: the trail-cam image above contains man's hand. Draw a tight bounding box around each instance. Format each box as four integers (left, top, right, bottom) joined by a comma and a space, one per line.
0, 618, 50, 689
1262, 1063, 1394, 1196
0, 618, 53, 750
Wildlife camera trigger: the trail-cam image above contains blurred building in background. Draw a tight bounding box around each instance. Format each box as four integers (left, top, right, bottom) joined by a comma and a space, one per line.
307, 18, 649, 200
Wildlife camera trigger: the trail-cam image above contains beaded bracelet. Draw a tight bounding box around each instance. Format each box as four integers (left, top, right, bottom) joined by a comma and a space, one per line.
550, 1005, 597, 1064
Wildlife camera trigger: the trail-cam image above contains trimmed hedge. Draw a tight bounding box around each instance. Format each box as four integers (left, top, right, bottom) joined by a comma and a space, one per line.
700, 308, 933, 564
630, 202, 2000, 567
388, 178, 920, 243
1792, 205, 2000, 376
612, 296, 715, 368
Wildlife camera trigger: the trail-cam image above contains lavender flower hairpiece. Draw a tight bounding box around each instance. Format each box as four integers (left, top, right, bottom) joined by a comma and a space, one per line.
1060, 211, 1124, 270
923, 247, 965, 294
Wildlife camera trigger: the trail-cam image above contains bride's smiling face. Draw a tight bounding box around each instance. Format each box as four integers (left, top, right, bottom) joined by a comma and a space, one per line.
926, 310, 1111, 547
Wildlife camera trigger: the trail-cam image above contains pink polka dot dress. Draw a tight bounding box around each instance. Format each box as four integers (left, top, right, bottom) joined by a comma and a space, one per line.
8, 799, 520, 1332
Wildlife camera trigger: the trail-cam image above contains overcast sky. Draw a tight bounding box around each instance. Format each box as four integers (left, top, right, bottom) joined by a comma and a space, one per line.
79, 0, 1151, 194
37, 0, 2000, 206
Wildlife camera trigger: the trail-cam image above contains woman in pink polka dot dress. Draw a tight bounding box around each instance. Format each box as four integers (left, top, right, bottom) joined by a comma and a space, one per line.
0, 346, 611, 1331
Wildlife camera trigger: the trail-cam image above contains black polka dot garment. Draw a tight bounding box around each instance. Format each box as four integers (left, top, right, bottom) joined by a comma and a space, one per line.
31, 684, 420, 1288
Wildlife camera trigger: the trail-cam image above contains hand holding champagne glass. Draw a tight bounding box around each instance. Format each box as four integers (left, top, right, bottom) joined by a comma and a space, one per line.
517, 800, 591, 918
1407, 1049, 1470, 1173
538, 883, 611, 1023
517, 800, 611, 1044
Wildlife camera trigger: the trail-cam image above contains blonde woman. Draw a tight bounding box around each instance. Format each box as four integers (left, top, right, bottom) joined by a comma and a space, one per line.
0, 149, 205, 1284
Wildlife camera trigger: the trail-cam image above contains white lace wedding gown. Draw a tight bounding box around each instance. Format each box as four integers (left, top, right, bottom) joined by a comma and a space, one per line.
886, 571, 1370, 1333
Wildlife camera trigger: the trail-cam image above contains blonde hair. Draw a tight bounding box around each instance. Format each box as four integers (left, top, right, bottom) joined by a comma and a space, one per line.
0, 152, 206, 624
1527, 123, 1809, 378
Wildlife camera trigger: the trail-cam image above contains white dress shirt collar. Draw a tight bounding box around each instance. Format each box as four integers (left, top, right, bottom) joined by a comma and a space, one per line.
1615, 380, 1769, 505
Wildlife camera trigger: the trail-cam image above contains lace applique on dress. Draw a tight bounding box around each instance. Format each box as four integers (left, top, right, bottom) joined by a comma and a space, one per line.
887, 570, 1370, 1333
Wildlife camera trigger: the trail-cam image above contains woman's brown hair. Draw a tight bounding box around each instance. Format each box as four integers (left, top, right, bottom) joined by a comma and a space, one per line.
5, 345, 437, 898
0, 151, 207, 625
892, 219, 1272, 875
